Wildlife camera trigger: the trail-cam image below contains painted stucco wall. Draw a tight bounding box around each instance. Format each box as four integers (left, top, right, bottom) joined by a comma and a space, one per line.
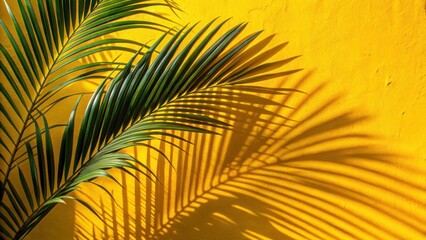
179, 0, 426, 154
10, 0, 426, 239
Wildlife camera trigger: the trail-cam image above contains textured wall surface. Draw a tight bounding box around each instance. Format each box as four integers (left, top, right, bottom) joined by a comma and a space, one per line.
180, 0, 426, 154
15, 0, 426, 239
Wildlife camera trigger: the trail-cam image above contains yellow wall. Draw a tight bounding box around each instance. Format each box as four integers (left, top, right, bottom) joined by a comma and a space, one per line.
22, 0, 426, 239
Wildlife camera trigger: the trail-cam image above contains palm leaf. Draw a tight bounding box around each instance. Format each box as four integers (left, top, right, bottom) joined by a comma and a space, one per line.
0, 0, 176, 237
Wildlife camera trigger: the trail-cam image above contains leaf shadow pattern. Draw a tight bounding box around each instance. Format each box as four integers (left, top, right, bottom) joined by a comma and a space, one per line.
74, 72, 426, 240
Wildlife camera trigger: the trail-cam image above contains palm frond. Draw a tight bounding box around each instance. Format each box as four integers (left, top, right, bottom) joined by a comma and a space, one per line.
0, 0, 176, 236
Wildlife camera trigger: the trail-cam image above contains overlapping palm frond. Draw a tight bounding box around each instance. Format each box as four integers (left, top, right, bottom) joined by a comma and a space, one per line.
0, 16, 300, 239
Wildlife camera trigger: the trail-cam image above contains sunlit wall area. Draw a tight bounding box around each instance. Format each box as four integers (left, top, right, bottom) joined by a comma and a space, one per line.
13, 0, 426, 239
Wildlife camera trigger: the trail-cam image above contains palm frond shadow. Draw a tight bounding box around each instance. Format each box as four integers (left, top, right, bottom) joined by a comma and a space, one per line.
75, 72, 426, 239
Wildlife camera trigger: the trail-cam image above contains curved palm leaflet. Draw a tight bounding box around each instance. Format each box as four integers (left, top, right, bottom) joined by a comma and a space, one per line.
0, 1, 300, 239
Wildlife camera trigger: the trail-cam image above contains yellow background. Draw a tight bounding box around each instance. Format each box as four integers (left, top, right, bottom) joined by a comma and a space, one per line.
5, 0, 425, 239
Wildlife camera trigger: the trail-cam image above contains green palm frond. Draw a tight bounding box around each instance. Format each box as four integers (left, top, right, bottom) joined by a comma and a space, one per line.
0, 0, 176, 233
1, 18, 300, 239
